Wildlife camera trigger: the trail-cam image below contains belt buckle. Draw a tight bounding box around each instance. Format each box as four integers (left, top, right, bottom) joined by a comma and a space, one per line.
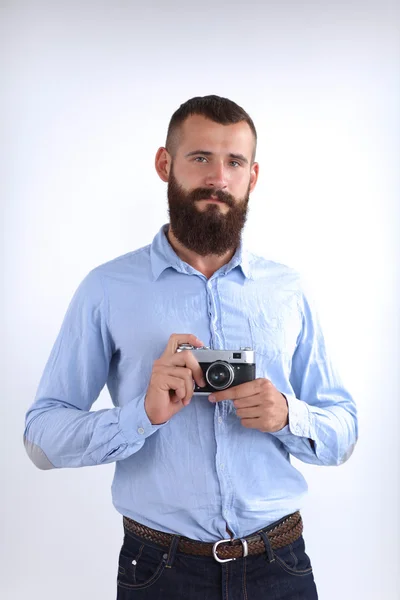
212, 538, 249, 563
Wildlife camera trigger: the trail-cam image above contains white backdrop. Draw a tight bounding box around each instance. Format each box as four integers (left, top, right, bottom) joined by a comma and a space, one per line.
2, 1, 399, 599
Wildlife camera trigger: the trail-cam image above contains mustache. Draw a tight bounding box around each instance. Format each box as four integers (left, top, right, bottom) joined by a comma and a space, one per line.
188, 188, 235, 208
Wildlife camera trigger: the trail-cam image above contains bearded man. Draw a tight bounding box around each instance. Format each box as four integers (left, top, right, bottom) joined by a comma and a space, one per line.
24, 95, 358, 600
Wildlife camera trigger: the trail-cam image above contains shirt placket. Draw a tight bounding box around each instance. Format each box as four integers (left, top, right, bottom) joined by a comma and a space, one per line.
206, 276, 236, 538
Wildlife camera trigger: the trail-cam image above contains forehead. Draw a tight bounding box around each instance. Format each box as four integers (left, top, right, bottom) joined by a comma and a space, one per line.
177, 114, 255, 160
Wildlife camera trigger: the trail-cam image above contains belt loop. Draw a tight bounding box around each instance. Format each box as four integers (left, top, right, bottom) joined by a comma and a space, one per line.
165, 535, 180, 568
259, 530, 275, 563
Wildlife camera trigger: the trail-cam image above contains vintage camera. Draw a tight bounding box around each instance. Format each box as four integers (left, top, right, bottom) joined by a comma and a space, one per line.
177, 344, 256, 394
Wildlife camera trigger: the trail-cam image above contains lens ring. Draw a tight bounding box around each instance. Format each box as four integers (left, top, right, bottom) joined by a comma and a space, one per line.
205, 361, 234, 390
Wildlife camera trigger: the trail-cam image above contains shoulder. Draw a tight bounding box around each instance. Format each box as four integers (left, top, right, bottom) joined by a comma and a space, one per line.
70, 243, 152, 304
246, 250, 302, 288
90, 243, 152, 280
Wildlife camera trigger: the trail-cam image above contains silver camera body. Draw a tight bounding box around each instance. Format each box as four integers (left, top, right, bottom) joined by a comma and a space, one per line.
177, 344, 256, 395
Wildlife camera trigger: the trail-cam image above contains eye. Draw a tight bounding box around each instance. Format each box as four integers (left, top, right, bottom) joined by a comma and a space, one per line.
229, 161, 241, 168
194, 156, 208, 163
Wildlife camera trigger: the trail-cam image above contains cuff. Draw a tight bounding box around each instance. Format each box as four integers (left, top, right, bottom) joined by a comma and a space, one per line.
118, 395, 167, 444
271, 395, 312, 438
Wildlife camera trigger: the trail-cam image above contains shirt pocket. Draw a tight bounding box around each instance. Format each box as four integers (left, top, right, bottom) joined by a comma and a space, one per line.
248, 304, 301, 367
249, 314, 286, 361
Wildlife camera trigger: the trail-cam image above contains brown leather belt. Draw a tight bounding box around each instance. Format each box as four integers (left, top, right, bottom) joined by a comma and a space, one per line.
123, 511, 303, 563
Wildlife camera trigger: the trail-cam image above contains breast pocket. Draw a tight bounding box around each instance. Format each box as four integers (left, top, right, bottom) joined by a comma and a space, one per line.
249, 314, 286, 361
248, 305, 301, 368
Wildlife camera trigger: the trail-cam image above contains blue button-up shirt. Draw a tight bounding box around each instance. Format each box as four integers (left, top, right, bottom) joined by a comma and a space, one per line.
24, 224, 358, 542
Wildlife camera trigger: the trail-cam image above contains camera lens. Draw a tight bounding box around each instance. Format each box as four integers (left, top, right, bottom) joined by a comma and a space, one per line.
205, 361, 234, 390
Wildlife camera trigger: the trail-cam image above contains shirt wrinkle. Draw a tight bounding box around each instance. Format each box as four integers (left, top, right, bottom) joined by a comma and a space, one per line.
24, 223, 358, 542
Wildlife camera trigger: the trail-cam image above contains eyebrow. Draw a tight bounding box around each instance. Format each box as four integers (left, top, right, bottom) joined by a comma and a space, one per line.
185, 150, 249, 164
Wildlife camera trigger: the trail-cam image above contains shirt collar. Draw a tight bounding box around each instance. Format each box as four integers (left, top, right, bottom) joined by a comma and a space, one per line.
150, 224, 255, 281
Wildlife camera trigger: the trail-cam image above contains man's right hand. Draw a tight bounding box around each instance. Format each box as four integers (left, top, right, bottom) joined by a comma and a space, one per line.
145, 333, 206, 425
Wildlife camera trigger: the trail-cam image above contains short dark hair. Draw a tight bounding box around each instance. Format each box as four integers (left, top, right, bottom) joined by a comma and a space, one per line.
166, 95, 257, 161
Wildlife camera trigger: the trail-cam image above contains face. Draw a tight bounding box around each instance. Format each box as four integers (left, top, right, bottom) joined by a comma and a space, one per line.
156, 115, 259, 256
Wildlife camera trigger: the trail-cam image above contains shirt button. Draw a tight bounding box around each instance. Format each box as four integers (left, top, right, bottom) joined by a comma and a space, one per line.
137, 427, 145, 435
218, 417, 223, 424
220, 463, 224, 470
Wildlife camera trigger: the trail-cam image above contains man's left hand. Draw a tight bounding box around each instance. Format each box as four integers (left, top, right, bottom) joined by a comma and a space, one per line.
208, 379, 289, 433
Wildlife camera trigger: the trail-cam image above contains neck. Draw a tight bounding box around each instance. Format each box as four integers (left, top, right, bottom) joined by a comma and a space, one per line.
167, 226, 236, 279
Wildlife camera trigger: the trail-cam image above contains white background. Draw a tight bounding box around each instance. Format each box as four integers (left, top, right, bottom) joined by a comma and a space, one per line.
2, 1, 399, 598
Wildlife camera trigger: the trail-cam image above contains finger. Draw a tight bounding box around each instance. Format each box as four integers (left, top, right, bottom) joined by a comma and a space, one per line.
233, 396, 262, 409
209, 379, 265, 402
235, 406, 262, 419
167, 351, 206, 388
159, 375, 187, 401
162, 333, 205, 359
240, 417, 261, 429
155, 367, 194, 403
174, 366, 196, 405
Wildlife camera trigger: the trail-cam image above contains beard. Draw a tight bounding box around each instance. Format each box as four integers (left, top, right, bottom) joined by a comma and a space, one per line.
167, 169, 250, 256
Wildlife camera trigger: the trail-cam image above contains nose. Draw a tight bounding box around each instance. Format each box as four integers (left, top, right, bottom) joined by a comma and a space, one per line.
204, 162, 228, 189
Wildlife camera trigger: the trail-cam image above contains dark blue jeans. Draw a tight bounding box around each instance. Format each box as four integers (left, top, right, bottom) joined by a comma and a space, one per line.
116, 523, 318, 599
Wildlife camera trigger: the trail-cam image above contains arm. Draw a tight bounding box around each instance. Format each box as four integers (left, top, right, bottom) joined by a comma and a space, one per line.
270, 286, 358, 466
23, 270, 162, 470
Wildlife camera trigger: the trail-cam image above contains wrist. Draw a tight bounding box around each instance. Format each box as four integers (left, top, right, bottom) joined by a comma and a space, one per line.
281, 393, 289, 427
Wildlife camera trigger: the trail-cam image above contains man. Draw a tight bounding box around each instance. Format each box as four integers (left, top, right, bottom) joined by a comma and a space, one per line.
24, 95, 358, 599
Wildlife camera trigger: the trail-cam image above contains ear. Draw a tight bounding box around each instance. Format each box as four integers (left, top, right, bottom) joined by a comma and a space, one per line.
249, 162, 259, 193
155, 147, 172, 182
